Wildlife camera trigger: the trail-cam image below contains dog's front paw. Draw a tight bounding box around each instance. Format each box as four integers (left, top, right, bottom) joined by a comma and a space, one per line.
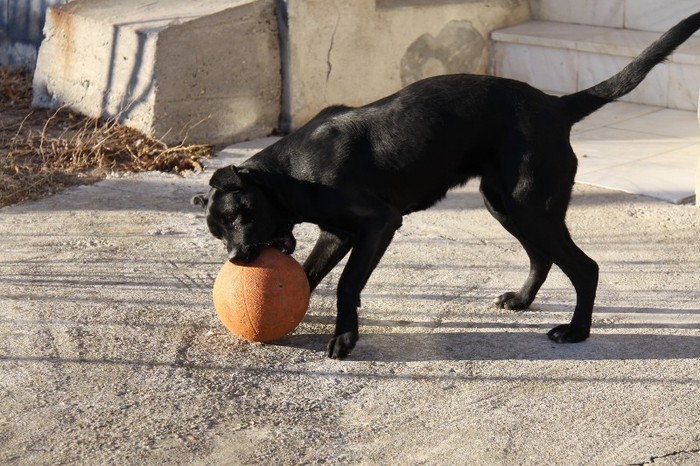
492, 292, 531, 311
327, 332, 358, 360
547, 324, 590, 343
268, 231, 296, 255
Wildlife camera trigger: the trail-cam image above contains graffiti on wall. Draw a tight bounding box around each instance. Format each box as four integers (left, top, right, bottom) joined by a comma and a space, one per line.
400, 20, 486, 87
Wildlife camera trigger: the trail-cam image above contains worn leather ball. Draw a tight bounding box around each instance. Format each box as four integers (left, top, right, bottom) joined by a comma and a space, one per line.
212, 247, 310, 342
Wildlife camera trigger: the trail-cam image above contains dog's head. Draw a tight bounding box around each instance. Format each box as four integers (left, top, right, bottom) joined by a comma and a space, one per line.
192, 165, 296, 264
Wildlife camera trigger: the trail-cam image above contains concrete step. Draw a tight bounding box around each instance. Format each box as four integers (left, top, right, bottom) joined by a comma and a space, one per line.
529, 0, 700, 34
490, 21, 700, 111
32, 0, 281, 145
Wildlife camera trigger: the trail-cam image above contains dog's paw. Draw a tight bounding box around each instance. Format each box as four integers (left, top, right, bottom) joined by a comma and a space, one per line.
547, 324, 590, 343
327, 332, 359, 360
492, 292, 531, 311
268, 231, 296, 255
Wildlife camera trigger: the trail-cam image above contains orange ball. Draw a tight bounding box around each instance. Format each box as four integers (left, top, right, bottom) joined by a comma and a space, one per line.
212, 247, 310, 342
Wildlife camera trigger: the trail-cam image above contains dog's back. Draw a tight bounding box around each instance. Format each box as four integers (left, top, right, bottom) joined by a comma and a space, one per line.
246, 74, 571, 213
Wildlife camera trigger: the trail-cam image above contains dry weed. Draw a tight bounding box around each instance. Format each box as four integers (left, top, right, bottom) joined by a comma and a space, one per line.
1, 68, 212, 207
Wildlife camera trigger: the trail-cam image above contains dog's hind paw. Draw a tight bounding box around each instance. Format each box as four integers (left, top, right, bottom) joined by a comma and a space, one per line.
327, 332, 358, 360
492, 292, 531, 311
547, 324, 590, 343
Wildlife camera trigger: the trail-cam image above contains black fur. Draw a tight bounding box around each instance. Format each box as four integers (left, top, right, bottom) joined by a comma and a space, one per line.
194, 12, 700, 359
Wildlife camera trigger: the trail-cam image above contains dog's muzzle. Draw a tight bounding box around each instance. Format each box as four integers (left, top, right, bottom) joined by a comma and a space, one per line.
227, 244, 260, 264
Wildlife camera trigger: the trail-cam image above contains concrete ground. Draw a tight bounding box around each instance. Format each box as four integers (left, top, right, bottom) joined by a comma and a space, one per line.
1, 133, 699, 465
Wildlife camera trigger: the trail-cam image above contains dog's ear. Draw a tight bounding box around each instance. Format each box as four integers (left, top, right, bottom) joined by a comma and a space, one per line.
209, 165, 243, 192
191, 194, 208, 208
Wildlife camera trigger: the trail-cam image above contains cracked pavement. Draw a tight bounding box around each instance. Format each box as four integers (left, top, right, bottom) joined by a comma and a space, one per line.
1, 139, 699, 465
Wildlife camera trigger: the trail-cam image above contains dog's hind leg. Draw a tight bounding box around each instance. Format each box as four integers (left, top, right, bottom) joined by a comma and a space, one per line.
482, 129, 597, 342
480, 180, 553, 310
303, 229, 353, 292
497, 192, 598, 343
517, 214, 598, 342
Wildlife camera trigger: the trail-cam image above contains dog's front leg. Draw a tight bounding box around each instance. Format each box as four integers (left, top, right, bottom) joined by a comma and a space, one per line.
303, 229, 353, 292
327, 212, 402, 359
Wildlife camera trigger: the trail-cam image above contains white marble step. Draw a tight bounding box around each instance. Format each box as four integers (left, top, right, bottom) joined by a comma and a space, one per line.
490, 21, 700, 111
529, 0, 700, 34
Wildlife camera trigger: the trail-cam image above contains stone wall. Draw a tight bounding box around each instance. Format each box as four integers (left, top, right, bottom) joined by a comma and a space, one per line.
284, 0, 530, 128
30, 0, 529, 144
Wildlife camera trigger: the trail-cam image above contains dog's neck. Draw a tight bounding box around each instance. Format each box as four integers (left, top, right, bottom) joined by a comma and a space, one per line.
246, 168, 363, 232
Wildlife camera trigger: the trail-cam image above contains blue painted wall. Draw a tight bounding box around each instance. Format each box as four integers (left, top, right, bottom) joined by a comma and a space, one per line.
0, 0, 69, 68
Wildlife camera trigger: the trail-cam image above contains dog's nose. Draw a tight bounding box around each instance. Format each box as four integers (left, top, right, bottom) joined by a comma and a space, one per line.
227, 245, 259, 264
228, 248, 248, 264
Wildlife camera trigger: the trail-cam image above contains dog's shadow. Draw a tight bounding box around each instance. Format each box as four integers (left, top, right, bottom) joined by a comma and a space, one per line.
282, 331, 700, 362
279, 311, 700, 363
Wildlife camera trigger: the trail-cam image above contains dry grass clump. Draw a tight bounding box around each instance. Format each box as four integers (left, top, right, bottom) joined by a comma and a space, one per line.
0, 68, 212, 207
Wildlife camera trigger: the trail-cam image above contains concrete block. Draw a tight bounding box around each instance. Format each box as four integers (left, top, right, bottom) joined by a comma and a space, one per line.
32, 0, 281, 145
284, 0, 530, 128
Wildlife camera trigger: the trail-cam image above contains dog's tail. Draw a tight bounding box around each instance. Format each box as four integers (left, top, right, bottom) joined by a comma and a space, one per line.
560, 11, 700, 125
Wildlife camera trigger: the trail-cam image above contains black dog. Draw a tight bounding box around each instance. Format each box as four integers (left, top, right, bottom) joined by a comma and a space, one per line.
194, 12, 700, 359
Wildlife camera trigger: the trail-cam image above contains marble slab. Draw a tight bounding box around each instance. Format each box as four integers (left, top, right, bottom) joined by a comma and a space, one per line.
573, 127, 692, 172
491, 21, 700, 64
578, 52, 669, 107
572, 107, 700, 203
491, 21, 700, 111
529, 0, 624, 28
576, 148, 698, 203
490, 42, 578, 94
667, 63, 700, 111
607, 108, 700, 140
624, 0, 700, 35
572, 101, 659, 133
673, 39, 700, 66
491, 21, 614, 53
